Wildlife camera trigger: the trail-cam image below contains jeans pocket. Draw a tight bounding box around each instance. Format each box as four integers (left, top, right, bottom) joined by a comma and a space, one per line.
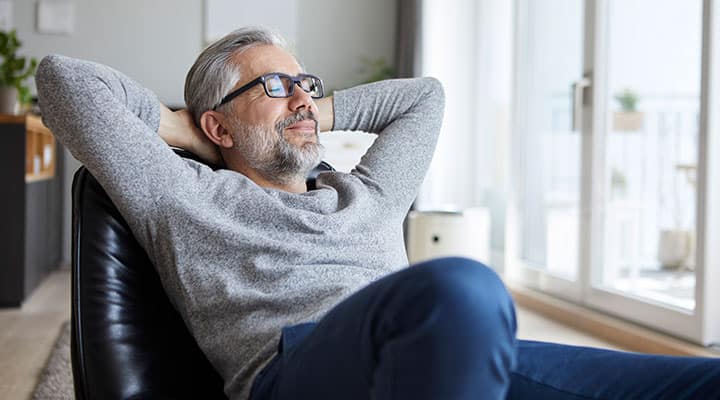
249, 354, 281, 400
279, 322, 317, 355
250, 322, 318, 400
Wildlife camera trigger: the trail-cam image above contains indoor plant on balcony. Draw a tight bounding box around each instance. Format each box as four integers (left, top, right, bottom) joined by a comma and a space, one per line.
0, 30, 37, 114
612, 88, 644, 132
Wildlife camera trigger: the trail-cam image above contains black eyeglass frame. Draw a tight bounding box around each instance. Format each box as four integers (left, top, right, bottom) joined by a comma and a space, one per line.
213, 72, 324, 110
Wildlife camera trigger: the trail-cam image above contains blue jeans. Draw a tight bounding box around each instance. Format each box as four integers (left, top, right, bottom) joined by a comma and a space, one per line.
249, 257, 720, 399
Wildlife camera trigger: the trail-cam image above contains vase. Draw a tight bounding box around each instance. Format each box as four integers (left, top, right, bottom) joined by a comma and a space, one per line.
0, 86, 18, 114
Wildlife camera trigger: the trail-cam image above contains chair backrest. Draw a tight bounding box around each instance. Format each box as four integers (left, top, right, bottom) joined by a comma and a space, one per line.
70, 150, 334, 399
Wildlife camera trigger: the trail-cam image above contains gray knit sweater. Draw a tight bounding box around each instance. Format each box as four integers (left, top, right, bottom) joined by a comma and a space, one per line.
36, 55, 444, 400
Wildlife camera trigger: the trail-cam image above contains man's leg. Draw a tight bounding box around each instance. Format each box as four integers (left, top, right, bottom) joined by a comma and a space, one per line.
509, 340, 720, 399
249, 257, 518, 400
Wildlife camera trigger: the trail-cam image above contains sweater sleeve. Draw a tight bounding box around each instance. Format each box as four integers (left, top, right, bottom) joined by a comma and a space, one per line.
330, 77, 445, 212
36, 55, 202, 258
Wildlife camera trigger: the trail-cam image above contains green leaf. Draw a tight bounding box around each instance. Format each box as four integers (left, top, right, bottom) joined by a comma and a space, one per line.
0, 30, 37, 97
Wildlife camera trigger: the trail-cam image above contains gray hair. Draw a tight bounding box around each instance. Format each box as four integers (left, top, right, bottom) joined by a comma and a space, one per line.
184, 26, 287, 126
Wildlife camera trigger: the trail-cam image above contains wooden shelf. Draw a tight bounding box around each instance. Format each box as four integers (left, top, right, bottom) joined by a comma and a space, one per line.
0, 113, 27, 124
0, 113, 56, 182
0, 112, 59, 185
25, 115, 56, 182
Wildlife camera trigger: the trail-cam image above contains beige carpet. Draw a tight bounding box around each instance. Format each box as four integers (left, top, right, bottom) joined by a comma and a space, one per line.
31, 321, 72, 400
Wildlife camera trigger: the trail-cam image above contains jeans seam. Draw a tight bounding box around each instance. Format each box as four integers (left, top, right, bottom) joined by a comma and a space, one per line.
510, 372, 603, 400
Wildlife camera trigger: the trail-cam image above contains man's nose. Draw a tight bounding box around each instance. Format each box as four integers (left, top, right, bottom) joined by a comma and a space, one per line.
288, 84, 314, 112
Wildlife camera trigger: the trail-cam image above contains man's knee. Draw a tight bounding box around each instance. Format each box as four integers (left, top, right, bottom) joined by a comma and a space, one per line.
410, 257, 516, 331
413, 257, 509, 300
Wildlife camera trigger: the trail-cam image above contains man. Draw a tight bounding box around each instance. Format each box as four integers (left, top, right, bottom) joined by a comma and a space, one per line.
37, 27, 719, 400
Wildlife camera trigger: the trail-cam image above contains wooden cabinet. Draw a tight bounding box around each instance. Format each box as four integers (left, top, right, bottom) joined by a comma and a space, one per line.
0, 114, 62, 307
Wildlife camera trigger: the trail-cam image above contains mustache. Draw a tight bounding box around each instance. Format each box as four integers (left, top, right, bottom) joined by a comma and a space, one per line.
275, 110, 318, 133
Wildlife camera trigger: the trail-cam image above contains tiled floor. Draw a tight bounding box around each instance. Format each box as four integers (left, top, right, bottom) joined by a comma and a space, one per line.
0, 269, 622, 400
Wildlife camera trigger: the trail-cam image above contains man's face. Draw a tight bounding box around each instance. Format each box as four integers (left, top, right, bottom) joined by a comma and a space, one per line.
221, 45, 324, 184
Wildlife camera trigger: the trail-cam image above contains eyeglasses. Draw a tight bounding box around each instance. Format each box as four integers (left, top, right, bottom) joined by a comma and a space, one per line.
213, 72, 324, 110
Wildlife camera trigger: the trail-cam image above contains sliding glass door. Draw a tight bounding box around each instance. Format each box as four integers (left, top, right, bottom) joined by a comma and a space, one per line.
509, 0, 720, 345
585, 0, 703, 340
507, 0, 586, 301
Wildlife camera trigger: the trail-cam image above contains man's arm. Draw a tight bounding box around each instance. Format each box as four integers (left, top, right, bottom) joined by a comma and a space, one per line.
330, 78, 445, 211
316, 96, 334, 132
36, 55, 203, 255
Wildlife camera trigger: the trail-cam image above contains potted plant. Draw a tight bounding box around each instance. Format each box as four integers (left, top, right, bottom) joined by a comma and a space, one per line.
612, 88, 644, 131
358, 56, 396, 85
0, 30, 37, 114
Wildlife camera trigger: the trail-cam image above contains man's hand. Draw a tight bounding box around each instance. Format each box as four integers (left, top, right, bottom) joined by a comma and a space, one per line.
159, 104, 222, 165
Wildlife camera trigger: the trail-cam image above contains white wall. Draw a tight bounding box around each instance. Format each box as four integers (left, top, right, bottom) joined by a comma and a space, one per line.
18, 0, 203, 106
11, 0, 396, 266
297, 0, 397, 92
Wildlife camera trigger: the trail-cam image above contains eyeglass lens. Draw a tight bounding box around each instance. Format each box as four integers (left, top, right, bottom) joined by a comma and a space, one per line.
265, 74, 322, 98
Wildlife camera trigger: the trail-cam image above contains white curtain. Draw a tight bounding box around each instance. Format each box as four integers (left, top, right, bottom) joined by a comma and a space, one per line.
415, 0, 514, 253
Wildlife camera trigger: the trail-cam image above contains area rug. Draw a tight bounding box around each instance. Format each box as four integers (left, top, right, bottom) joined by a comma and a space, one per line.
32, 321, 73, 400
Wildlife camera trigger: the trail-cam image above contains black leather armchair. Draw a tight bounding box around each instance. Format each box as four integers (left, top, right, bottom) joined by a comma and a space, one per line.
71, 150, 334, 399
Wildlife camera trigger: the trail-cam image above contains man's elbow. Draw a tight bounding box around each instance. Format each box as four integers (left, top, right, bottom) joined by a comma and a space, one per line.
424, 77, 444, 97
36, 55, 85, 131
36, 55, 68, 89
36, 55, 74, 107
422, 76, 445, 112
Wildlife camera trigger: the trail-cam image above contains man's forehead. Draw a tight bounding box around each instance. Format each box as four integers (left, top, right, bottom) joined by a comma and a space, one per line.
233, 45, 303, 81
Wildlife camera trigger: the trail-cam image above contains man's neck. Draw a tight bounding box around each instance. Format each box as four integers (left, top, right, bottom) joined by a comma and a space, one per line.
228, 162, 307, 193
248, 171, 308, 193
222, 152, 309, 193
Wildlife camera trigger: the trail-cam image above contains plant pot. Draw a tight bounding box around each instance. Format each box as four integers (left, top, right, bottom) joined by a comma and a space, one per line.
657, 229, 692, 269
613, 111, 644, 132
0, 86, 19, 114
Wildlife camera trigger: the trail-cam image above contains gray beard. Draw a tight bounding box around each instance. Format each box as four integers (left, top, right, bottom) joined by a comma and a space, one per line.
228, 115, 325, 186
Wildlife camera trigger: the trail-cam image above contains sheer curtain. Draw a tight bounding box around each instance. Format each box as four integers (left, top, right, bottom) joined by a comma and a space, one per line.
398, 0, 513, 263
395, 0, 423, 79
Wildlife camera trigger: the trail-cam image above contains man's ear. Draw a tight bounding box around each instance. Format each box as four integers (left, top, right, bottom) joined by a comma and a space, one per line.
200, 110, 235, 149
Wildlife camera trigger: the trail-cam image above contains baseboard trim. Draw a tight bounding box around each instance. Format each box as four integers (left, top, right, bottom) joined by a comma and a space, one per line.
508, 283, 719, 357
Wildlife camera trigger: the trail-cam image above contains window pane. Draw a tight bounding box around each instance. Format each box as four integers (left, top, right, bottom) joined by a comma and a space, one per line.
598, 0, 701, 310
517, 0, 584, 280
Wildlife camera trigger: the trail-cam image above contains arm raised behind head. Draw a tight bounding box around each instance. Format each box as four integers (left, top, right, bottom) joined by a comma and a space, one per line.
36, 54, 207, 240
158, 104, 222, 165
330, 77, 445, 211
